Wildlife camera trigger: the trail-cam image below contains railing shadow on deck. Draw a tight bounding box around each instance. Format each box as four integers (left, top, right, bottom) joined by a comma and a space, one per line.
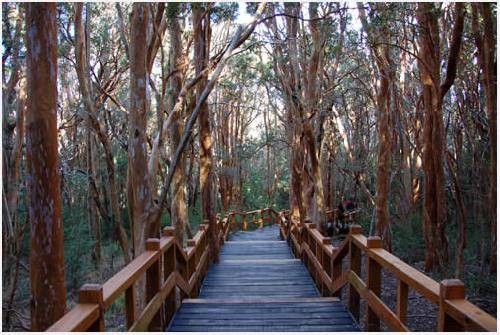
277, 210, 497, 332
47, 207, 279, 332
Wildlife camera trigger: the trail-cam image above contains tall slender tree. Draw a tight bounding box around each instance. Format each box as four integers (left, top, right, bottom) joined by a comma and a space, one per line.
25, 3, 67, 330
168, 3, 188, 245
193, 3, 219, 262
471, 3, 497, 274
358, 2, 393, 250
75, 2, 101, 269
416, 2, 464, 273
128, 3, 154, 257
2, 4, 24, 258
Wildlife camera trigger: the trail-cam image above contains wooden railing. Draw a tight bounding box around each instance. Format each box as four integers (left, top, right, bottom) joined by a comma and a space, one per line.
223, 207, 279, 235
47, 207, 279, 332
277, 211, 497, 332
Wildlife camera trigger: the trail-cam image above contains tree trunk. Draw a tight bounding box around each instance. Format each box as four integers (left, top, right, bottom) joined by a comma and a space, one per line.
115, 3, 129, 61
129, 3, 154, 254
446, 152, 467, 279
358, 3, 393, 250
26, 3, 67, 330
416, 2, 464, 273
3, 77, 25, 254
471, 3, 497, 274
193, 3, 219, 262
168, 4, 188, 246
290, 122, 305, 223
303, 2, 327, 232
3, 77, 26, 332
373, 66, 392, 251
2, 5, 24, 255
75, 2, 101, 270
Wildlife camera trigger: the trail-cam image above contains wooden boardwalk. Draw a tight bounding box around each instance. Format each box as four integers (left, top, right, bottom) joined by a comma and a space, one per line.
47, 208, 496, 332
168, 225, 359, 332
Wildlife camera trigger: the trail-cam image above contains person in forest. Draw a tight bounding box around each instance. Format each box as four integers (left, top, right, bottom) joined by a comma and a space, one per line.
326, 211, 334, 236
336, 202, 345, 234
345, 197, 356, 212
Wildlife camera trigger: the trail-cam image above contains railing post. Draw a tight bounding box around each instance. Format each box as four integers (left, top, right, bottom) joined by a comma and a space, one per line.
163, 227, 176, 327
199, 224, 209, 276
304, 220, 314, 280
146, 238, 163, 331
348, 225, 362, 322
279, 212, 285, 240
175, 236, 188, 303
304, 219, 312, 245
259, 209, 264, 228
397, 279, 409, 324
365, 236, 382, 331
228, 212, 234, 234
125, 284, 136, 330
187, 238, 198, 298
331, 245, 342, 298
297, 221, 304, 256
243, 214, 248, 231
233, 215, 237, 236
322, 236, 332, 296
202, 218, 212, 257
312, 224, 320, 285
286, 214, 292, 239
438, 279, 465, 331
79, 284, 104, 331
218, 216, 224, 245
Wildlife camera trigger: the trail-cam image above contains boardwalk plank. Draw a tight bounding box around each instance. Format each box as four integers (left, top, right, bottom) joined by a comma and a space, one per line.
172, 317, 356, 326
169, 325, 359, 332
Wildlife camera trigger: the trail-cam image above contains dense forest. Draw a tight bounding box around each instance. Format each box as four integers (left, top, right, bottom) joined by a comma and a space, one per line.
1, 2, 497, 331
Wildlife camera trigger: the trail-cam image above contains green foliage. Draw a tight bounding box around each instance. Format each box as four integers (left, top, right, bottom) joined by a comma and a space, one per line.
166, 3, 181, 19
210, 2, 239, 23
62, 207, 94, 292
391, 212, 426, 264
245, 3, 259, 16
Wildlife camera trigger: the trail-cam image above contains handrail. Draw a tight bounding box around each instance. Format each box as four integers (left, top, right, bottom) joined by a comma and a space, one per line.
47, 223, 212, 331
277, 211, 497, 332
47, 207, 280, 332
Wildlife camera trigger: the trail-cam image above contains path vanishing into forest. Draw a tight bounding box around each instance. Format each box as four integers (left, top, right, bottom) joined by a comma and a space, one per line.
47, 208, 496, 332
168, 225, 359, 332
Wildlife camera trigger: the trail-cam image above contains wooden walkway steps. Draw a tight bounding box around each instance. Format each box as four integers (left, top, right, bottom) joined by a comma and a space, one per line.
168, 225, 359, 332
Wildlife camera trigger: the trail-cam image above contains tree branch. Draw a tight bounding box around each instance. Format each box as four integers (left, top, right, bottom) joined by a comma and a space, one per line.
440, 2, 465, 98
